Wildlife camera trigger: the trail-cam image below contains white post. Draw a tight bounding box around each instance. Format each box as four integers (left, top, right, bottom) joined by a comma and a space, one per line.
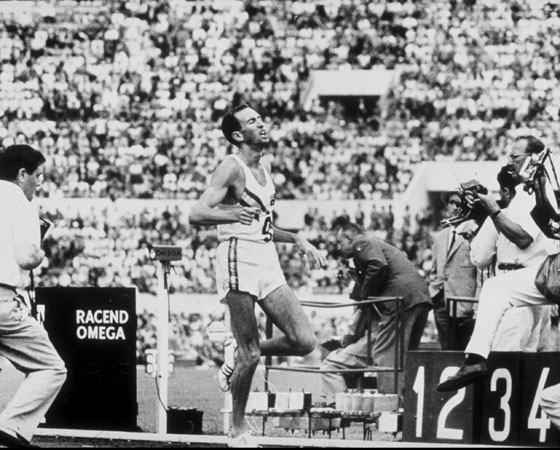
222, 307, 232, 435
223, 392, 233, 435
156, 261, 169, 434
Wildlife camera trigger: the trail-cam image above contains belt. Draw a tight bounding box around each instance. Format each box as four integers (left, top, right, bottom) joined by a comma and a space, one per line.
0, 282, 17, 293
0, 283, 19, 303
497, 263, 525, 272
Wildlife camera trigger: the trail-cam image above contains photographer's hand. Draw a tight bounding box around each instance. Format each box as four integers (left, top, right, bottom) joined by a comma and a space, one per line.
463, 191, 478, 210
475, 192, 501, 215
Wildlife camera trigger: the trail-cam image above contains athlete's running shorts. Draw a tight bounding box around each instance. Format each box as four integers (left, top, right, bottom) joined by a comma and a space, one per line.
216, 238, 286, 301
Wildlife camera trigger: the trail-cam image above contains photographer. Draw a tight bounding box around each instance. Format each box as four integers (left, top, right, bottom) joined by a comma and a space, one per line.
0, 145, 67, 448
320, 221, 431, 402
438, 135, 560, 392
469, 164, 554, 352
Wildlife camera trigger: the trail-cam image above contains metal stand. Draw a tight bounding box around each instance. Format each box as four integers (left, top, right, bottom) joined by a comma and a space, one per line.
155, 259, 171, 434
147, 244, 182, 435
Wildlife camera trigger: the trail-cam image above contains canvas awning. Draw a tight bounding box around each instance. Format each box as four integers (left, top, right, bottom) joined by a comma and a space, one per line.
310, 69, 395, 96
303, 67, 397, 109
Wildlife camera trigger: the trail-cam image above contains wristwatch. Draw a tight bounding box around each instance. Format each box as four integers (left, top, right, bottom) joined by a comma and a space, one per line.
490, 209, 502, 219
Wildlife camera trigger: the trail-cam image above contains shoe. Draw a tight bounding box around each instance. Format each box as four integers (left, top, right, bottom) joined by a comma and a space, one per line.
436, 361, 488, 392
0, 429, 39, 448
227, 431, 258, 448
218, 336, 237, 392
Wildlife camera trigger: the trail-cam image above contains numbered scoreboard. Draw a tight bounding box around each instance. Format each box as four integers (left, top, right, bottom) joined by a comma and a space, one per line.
403, 351, 560, 446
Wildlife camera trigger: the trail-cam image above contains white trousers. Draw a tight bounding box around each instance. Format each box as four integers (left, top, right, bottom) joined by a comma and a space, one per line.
465, 265, 555, 359
491, 303, 553, 352
541, 383, 560, 430
0, 295, 67, 441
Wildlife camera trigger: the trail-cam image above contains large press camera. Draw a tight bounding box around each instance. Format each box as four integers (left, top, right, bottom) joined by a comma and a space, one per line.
440, 179, 490, 229
519, 147, 553, 193
441, 147, 560, 239
520, 147, 560, 240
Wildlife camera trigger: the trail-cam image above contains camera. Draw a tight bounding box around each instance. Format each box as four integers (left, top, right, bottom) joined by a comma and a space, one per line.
440, 180, 489, 228
519, 147, 551, 194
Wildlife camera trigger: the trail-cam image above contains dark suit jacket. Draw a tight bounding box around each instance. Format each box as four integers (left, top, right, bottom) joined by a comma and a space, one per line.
348, 234, 431, 338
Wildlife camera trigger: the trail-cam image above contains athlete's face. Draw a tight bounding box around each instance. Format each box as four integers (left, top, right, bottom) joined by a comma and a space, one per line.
234, 108, 269, 148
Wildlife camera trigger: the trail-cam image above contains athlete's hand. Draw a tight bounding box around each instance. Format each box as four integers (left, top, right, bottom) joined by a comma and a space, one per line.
235, 206, 261, 225
295, 235, 327, 269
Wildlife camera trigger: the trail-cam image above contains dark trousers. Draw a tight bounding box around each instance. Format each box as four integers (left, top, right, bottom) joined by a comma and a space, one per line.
320, 302, 431, 400
433, 290, 474, 351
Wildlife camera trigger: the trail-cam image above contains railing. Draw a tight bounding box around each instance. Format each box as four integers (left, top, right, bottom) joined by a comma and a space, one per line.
264, 296, 405, 395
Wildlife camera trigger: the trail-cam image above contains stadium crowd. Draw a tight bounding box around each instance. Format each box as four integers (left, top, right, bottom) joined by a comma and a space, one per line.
3, 0, 560, 363
37, 202, 433, 295
2, 0, 560, 202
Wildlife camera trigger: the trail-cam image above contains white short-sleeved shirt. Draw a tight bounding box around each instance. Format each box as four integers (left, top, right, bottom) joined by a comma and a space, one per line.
499, 185, 560, 267
471, 184, 560, 269
470, 217, 499, 269
0, 180, 41, 287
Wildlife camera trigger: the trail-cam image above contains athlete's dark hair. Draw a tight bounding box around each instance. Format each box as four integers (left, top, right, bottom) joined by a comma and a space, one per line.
221, 103, 251, 147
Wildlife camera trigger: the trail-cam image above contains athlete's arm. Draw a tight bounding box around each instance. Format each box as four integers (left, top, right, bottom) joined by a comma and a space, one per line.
264, 156, 325, 267
189, 159, 260, 226
272, 226, 326, 268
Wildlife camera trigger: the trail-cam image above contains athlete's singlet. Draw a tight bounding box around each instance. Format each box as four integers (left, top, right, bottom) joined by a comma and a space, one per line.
217, 154, 276, 243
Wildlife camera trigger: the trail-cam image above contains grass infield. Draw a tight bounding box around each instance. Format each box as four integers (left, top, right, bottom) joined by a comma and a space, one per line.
0, 361, 402, 447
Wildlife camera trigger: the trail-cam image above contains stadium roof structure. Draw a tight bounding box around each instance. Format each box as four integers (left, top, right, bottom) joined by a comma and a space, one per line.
0, 1, 29, 14
421, 161, 502, 193
303, 68, 397, 109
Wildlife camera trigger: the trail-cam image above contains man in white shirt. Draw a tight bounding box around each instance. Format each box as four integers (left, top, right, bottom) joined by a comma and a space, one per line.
470, 164, 554, 352
0, 145, 67, 448
438, 135, 560, 392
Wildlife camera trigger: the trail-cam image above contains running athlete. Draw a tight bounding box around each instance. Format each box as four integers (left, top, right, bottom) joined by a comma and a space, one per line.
189, 103, 325, 445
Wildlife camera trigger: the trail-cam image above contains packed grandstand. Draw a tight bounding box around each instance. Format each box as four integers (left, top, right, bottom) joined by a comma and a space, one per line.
1, 0, 559, 362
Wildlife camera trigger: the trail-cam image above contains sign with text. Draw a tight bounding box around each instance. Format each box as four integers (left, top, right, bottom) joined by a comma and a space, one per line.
36, 287, 137, 431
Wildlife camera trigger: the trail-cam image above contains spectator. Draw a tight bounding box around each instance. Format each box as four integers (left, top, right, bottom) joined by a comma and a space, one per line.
429, 192, 478, 350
